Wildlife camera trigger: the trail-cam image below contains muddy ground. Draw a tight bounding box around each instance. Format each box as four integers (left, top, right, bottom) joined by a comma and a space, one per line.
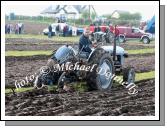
5, 21, 155, 116
5, 79, 155, 116
6, 38, 154, 51
5, 54, 154, 86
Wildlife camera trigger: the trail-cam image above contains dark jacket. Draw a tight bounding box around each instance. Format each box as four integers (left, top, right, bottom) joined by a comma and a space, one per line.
79, 34, 92, 53
48, 25, 52, 32
94, 26, 101, 32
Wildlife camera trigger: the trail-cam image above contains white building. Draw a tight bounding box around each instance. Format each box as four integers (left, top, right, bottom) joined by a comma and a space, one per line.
41, 5, 89, 19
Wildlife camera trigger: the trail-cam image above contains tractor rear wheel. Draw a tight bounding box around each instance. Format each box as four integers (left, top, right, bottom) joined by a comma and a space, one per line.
86, 48, 114, 91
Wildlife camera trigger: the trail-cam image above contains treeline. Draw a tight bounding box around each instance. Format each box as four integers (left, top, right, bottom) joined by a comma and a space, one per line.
5, 15, 55, 22
6, 11, 142, 27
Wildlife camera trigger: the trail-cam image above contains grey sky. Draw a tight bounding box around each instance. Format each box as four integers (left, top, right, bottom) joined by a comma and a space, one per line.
5, 4, 156, 21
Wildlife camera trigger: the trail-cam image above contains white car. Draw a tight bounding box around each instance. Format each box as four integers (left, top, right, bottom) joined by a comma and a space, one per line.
43, 23, 67, 36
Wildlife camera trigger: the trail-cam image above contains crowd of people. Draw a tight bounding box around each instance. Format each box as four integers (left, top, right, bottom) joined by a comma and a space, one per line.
5, 22, 24, 34
47, 23, 70, 38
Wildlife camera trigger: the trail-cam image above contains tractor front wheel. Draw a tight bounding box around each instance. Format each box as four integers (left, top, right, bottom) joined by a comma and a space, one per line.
123, 67, 135, 84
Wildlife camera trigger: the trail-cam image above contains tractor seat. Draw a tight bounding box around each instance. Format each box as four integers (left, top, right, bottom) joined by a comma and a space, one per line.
78, 51, 89, 59
94, 31, 106, 36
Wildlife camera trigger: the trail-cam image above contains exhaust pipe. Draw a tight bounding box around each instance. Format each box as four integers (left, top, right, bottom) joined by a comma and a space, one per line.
113, 25, 117, 61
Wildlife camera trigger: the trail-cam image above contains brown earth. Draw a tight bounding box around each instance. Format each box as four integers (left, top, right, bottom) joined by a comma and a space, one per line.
5, 21, 155, 116
5, 79, 155, 116
5, 54, 155, 86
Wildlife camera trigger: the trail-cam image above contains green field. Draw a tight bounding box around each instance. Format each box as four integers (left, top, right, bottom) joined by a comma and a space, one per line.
6, 34, 80, 42
6, 19, 85, 28
135, 71, 155, 81
6, 19, 54, 25
5, 87, 34, 94
127, 48, 155, 55
6, 48, 155, 56
6, 50, 52, 56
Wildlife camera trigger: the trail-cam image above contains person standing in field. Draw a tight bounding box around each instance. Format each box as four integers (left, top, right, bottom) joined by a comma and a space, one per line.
18, 22, 23, 34
56, 24, 60, 36
63, 25, 67, 37
5, 24, 7, 34
7, 24, 10, 34
21, 23, 24, 34
48, 24, 52, 38
9, 24, 13, 34
15, 24, 19, 34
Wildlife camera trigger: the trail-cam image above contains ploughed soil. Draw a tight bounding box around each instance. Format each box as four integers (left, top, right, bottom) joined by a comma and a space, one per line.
5, 22, 155, 116
5, 38, 155, 87
5, 79, 155, 116
5, 54, 155, 86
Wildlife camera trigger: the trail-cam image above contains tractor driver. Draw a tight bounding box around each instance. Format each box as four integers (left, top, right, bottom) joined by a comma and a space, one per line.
79, 27, 96, 56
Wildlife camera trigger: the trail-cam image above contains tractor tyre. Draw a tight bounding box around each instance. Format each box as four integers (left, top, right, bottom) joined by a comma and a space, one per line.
86, 48, 114, 91
123, 67, 135, 84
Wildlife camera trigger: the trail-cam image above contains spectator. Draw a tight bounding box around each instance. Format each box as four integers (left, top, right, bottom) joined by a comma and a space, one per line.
90, 23, 93, 26
66, 25, 69, 36
109, 24, 119, 37
21, 23, 24, 34
63, 25, 67, 37
48, 24, 52, 38
18, 22, 23, 34
5, 24, 7, 34
15, 24, 19, 34
58, 19, 60, 23
7, 24, 10, 34
9, 24, 13, 34
94, 26, 101, 32
56, 24, 60, 36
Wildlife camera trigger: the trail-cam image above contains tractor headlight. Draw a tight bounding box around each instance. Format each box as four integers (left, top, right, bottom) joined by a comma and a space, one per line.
124, 51, 128, 58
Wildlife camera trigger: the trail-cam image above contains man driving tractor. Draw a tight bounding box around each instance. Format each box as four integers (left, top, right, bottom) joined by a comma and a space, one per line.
79, 27, 97, 57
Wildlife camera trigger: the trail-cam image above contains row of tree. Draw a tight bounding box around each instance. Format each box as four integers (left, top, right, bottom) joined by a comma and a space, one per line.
6, 11, 142, 27
5, 15, 55, 23
79, 11, 142, 26
102, 12, 142, 20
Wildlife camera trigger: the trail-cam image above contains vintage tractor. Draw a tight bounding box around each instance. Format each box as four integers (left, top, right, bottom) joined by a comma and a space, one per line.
34, 31, 135, 91
90, 26, 115, 44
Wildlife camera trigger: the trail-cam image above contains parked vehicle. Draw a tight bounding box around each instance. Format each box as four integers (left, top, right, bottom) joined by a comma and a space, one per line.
43, 23, 61, 36
116, 26, 154, 44
43, 23, 83, 36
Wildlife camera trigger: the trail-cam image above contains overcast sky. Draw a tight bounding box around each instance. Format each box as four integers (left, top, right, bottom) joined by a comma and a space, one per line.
4, 4, 156, 21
